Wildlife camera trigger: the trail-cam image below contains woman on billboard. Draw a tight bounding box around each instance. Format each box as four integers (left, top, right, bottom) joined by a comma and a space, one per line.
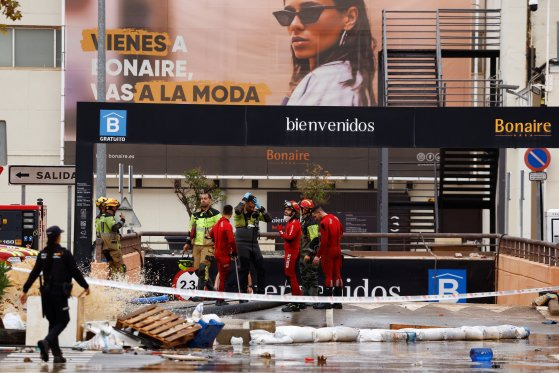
274, 0, 375, 106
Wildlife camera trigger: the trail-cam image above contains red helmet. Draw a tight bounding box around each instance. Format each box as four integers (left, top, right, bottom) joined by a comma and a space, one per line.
299, 199, 315, 211
284, 200, 300, 213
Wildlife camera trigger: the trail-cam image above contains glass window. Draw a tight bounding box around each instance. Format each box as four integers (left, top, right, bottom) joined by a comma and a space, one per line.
14, 29, 54, 68
56, 28, 62, 67
0, 28, 13, 67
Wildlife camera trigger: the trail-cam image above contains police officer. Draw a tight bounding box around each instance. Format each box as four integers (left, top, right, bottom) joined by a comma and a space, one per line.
183, 192, 221, 294
233, 193, 272, 295
97, 198, 126, 278
299, 199, 320, 308
20, 226, 90, 363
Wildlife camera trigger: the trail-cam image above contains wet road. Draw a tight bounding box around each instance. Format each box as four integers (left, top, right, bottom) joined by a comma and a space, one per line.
1, 335, 559, 372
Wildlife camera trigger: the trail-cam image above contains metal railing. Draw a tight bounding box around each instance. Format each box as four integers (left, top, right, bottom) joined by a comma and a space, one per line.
499, 236, 559, 267
382, 9, 501, 107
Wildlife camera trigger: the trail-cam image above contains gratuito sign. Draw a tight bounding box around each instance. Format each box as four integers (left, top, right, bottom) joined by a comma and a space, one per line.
9, 165, 76, 185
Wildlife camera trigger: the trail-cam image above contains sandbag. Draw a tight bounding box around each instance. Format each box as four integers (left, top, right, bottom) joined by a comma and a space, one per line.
314, 327, 335, 343
482, 326, 500, 340
274, 326, 316, 343
414, 328, 448, 341
332, 326, 359, 342
358, 329, 410, 342
444, 327, 467, 341
249, 330, 293, 345
2, 312, 25, 330
462, 326, 484, 340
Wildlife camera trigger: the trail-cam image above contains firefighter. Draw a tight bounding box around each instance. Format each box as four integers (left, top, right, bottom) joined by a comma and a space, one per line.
312, 206, 344, 309
183, 192, 221, 295
233, 193, 272, 295
20, 225, 90, 363
95, 196, 108, 235
209, 204, 237, 306
97, 198, 126, 278
277, 200, 303, 312
298, 198, 320, 308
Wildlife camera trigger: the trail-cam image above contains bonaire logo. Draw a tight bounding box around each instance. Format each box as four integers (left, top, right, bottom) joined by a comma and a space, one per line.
495, 118, 552, 137
100, 110, 127, 142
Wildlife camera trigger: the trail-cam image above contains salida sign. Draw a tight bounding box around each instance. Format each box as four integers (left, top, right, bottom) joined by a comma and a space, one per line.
9, 165, 76, 186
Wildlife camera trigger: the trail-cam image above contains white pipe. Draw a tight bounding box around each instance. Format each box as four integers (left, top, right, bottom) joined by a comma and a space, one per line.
545, 0, 553, 98
59, 0, 65, 165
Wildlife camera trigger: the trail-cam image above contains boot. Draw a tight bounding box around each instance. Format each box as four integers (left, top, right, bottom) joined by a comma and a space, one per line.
333, 287, 343, 309
298, 303, 307, 310
313, 287, 333, 309
37, 339, 49, 362
281, 303, 300, 312
53, 354, 67, 364
215, 299, 227, 306
191, 276, 206, 302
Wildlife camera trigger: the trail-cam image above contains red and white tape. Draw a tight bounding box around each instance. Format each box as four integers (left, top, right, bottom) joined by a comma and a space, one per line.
12, 266, 559, 304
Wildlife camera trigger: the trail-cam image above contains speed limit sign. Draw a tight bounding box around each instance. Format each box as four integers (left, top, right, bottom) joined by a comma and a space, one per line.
172, 270, 199, 301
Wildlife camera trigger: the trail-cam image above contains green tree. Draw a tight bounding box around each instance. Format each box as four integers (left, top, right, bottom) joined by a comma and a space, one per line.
298, 163, 334, 206
1, 0, 22, 31
0, 262, 11, 301
173, 167, 224, 218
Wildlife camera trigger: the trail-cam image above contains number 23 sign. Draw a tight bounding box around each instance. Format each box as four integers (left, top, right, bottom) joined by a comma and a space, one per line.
172, 269, 199, 301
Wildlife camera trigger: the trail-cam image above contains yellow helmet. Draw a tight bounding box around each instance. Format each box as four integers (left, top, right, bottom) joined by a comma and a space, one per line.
105, 198, 120, 209
96, 196, 108, 208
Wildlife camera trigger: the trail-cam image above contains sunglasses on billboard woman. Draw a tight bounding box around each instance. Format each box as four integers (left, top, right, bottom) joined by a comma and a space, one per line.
273, 5, 339, 26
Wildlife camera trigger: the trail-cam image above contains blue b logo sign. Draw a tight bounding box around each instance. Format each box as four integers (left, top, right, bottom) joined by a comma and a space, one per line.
100, 110, 127, 136
428, 269, 467, 303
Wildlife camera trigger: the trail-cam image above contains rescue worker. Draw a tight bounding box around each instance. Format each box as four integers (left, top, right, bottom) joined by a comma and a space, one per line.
299, 198, 320, 308
20, 225, 90, 363
210, 204, 237, 306
277, 200, 303, 312
97, 198, 126, 278
234, 193, 272, 295
95, 196, 108, 235
312, 206, 344, 309
183, 192, 221, 294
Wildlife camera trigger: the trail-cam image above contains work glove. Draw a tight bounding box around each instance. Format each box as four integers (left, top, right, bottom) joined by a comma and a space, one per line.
252, 197, 261, 209
258, 206, 266, 213
242, 192, 251, 202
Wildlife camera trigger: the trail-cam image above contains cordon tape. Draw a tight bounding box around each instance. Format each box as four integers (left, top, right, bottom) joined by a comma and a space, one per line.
11, 267, 559, 304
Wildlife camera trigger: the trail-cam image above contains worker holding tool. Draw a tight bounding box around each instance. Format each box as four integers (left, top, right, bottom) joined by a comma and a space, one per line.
299, 198, 320, 308
20, 225, 90, 363
183, 192, 221, 295
97, 198, 126, 279
234, 193, 272, 295
210, 204, 238, 306
277, 200, 303, 312
312, 206, 344, 310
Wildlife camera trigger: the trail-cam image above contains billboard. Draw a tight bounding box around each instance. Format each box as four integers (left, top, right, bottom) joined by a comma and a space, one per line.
65, 0, 471, 175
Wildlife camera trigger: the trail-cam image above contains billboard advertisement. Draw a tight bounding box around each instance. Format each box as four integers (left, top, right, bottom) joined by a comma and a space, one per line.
65, 0, 471, 175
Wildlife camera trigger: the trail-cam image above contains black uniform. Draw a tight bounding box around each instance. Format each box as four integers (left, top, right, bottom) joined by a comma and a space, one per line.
233, 203, 272, 294
23, 244, 89, 357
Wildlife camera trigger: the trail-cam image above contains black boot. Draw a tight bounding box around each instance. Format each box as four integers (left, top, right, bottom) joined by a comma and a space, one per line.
333, 287, 343, 309
281, 303, 300, 312
191, 274, 206, 302
37, 340, 49, 362
313, 287, 333, 309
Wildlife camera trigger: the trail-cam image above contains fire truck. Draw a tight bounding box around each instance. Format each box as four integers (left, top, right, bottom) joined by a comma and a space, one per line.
0, 199, 46, 250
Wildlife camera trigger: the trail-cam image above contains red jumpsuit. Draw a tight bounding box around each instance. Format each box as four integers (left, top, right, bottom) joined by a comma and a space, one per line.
317, 214, 343, 288
210, 217, 237, 292
279, 218, 303, 296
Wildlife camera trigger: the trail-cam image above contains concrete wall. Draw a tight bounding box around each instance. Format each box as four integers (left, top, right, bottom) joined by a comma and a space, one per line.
497, 254, 559, 305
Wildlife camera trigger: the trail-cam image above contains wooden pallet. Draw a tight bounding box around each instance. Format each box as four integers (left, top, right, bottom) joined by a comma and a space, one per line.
116, 305, 201, 348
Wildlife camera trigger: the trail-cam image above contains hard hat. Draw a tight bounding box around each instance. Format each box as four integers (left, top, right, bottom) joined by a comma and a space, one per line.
96, 196, 108, 208
284, 200, 300, 213
105, 198, 120, 209
299, 198, 315, 211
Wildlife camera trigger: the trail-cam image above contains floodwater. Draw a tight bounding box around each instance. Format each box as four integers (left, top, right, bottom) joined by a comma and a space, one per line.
2, 334, 559, 372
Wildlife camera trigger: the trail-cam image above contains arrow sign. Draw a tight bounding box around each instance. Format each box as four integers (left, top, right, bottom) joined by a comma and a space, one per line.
524, 148, 551, 172
9, 165, 76, 185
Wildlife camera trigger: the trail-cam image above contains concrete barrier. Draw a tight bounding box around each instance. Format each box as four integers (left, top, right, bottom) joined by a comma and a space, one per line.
497, 254, 559, 305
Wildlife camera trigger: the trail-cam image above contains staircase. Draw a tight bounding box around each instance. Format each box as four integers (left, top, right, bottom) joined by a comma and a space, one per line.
385, 51, 440, 107
438, 149, 499, 230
